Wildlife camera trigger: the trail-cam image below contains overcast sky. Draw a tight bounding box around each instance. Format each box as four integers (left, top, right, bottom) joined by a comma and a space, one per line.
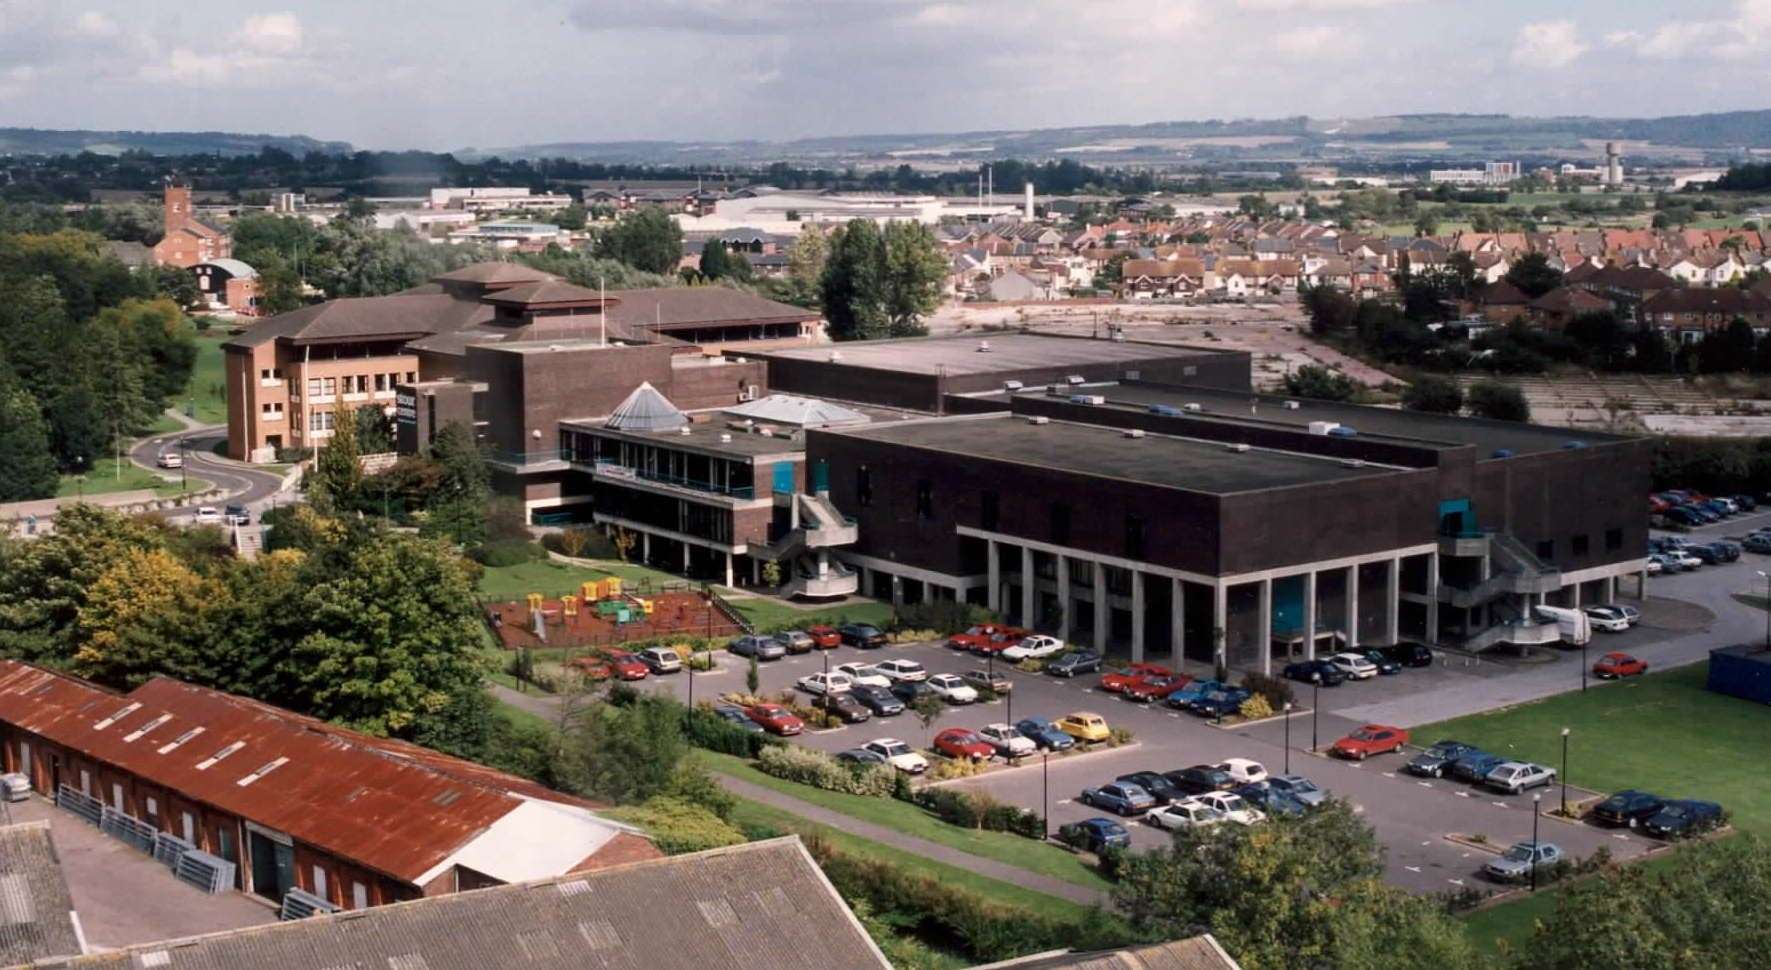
1, 0, 1768, 151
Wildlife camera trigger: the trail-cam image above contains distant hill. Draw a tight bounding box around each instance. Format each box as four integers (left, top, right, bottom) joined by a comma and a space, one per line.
0, 128, 352, 157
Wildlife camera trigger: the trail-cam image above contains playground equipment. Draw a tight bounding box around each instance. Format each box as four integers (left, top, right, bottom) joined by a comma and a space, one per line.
561, 594, 578, 616
526, 593, 543, 613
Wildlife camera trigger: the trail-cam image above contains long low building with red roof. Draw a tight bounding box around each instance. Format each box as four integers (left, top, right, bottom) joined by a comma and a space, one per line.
0, 660, 655, 911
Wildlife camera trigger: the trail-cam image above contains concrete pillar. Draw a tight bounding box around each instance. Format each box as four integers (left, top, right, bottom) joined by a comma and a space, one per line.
1302, 571, 1318, 659
1056, 556, 1071, 643
1345, 564, 1359, 648
986, 540, 1001, 613
1131, 572, 1146, 662
724, 552, 734, 589
1606, 575, 1617, 604
643, 532, 651, 563
682, 541, 691, 574
1212, 584, 1228, 674
1171, 577, 1186, 661
751, 557, 760, 585
1021, 546, 1035, 629
1570, 582, 1581, 609
1092, 561, 1109, 650
1426, 553, 1441, 646
1257, 578, 1273, 675
1385, 558, 1401, 645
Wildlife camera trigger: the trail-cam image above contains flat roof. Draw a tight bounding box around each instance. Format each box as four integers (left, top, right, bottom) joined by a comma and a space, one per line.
749, 333, 1226, 377
563, 416, 807, 458
999, 382, 1628, 458
832, 414, 1399, 495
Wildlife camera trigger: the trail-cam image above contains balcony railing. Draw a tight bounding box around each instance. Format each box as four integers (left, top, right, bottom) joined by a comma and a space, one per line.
489, 448, 570, 467
588, 459, 755, 499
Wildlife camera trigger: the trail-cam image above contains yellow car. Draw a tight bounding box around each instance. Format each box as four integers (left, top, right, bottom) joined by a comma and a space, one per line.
1055, 711, 1110, 743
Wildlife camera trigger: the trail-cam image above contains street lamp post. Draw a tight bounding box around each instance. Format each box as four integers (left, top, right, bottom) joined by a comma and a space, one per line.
179, 437, 188, 492
1758, 571, 1771, 648
1284, 701, 1294, 774
1560, 727, 1570, 817
1041, 752, 1050, 840
1530, 793, 1543, 892
1311, 674, 1321, 752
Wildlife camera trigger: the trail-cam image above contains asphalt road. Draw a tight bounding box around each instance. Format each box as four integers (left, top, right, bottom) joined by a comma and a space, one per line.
128, 425, 289, 521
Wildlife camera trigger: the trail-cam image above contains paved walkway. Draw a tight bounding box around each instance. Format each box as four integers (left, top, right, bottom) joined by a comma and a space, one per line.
711, 773, 1108, 907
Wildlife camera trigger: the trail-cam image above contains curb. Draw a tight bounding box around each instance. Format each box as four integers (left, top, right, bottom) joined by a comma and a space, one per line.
919, 741, 1143, 789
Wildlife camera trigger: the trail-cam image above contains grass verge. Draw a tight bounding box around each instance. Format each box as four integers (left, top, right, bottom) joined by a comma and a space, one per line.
729, 597, 896, 632
57, 463, 201, 499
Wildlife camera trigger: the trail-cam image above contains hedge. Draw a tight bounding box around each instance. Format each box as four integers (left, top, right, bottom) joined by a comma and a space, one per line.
682, 705, 779, 758
757, 744, 897, 797
606, 796, 745, 855
913, 787, 1044, 839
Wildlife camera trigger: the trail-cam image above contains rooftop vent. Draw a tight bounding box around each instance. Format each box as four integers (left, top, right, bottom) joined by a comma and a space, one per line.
157, 726, 205, 755
1003, 380, 1023, 391
237, 756, 289, 787
1562, 440, 1588, 450
1342, 459, 1366, 468
1027, 416, 1051, 426
196, 741, 246, 771
1184, 403, 1204, 413
1066, 375, 1086, 385
1284, 401, 1301, 410
678, 426, 692, 436
94, 702, 143, 731
1148, 404, 1183, 417
1308, 421, 1340, 435
1124, 429, 1146, 439
123, 714, 174, 743
1227, 443, 1251, 453
1327, 426, 1357, 438
719, 433, 732, 443
1070, 394, 1105, 405
977, 340, 992, 352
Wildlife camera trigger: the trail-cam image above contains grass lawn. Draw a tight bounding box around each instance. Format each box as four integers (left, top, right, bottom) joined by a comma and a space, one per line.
56, 462, 201, 499
181, 332, 230, 426
1460, 845, 1700, 953
697, 749, 1113, 895
729, 597, 896, 632
724, 796, 1092, 923
489, 693, 555, 736
478, 559, 616, 601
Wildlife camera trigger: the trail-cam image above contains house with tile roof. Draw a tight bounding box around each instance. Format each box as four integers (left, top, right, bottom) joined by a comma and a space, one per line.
151, 183, 231, 269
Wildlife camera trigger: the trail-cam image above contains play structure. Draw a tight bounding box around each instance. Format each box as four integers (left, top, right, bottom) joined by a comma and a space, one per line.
486, 580, 743, 651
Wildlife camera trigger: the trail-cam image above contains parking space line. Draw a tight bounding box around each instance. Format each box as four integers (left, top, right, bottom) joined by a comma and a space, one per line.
1056, 798, 1073, 806
1455, 791, 1470, 798
1405, 866, 1422, 873
1490, 801, 1508, 809
1381, 772, 1395, 778
1447, 878, 1465, 886
1416, 781, 1433, 788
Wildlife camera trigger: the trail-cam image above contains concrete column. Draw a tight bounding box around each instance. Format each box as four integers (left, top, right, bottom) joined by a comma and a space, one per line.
1570, 582, 1581, 609
1092, 561, 1109, 651
1212, 584, 1228, 675
1131, 572, 1146, 663
1056, 556, 1071, 643
643, 532, 651, 563
1638, 569, 1649, 600
1606, 575, 1617, 603
1385, 557, 1401, 645
724, 552, 733, 589
1426, 553, 1441, 646
682, 542, 691, 573
1171, 577, 1186, 661
1021, 546, 1035, 629
1302, 571, 1318, 659
1257, 578, 1273, 675
1345, 564, 1359, 648
986, 540, 1001, 613
751, 557, 760, 585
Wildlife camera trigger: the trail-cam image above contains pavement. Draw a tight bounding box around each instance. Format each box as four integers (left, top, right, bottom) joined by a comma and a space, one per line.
126, 422, 291, 524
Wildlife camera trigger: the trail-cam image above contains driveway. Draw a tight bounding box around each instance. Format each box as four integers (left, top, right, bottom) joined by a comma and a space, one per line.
128, 425, 291, 522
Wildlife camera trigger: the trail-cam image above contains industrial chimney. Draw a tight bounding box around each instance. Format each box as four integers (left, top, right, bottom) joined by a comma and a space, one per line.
1024, 182, 1035, 220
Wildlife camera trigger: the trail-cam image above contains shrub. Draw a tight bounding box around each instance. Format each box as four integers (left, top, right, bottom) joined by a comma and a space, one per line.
1238, 694, 1275, 721
757, 744, 896, 797
1015, 659, 1046, 674
888, 627, 941, 644
541, 526, 618, 559
472, 538, 546, 567
893, 601, 996, 635
1467, 380, 1531, 422
1239, 672, 1294, 710
609, 796, 745, 855
1107, 727, 1135, 747
1402, 374, 1464, 414
928, 758, 986, 781
916, 788, 1043, 838
682, 705, 776, 758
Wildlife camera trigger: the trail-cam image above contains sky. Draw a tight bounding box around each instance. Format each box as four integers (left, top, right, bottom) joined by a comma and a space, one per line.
1, 0, 1769, 151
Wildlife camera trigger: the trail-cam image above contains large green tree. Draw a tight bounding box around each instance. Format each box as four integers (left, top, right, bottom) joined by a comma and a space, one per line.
820, 219, 889, 341
0, 381, 58, 500
562, 695, 689, 805
599, 206, 683, 275
308, 402, 363, 513
1504, 252, 1563, 298
881, 220, 946, 336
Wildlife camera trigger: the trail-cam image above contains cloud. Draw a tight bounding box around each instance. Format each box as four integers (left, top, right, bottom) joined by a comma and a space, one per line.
1607, 1, 1771, 61
1237, 0, 1417, 8
1271, 25, 1352, 57
72, 11, 118, 38
1511, 20, 1587, 69
141, 13, 313, 86
235, 12, 302, 55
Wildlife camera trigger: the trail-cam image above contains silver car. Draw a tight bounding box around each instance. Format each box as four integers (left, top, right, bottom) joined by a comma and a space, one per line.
1484, 761, 1556, 795
1483, 841, 1563, 882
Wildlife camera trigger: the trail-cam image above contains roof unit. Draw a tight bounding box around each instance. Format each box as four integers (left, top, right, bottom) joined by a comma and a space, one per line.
1563, 440, 1588, 450
195, 740, 246, 771
1184, 403, 1204, 413
1284, 401, 1301, 410
1327, 426, 1358, 438
678, 426, 692, 436
237, 756, 290, 787
1066, 375, 1086, 385
157, 726, 206, 755
1047, 383, 1068, 394
1147, 404, 1183, 417
123, 713, 174, 743
1491, 448, 1515, 459
1308, 421, 1341, 435
1342, 459, 1366, 468
1227, 443, 1251, 453
1027, 416, 1051, 426
719, 433, 732, 443
1123, 429, 1146, 439
1070, 394, 1105, 405
977, 340, 992, 352
1002, 380, 1023, 391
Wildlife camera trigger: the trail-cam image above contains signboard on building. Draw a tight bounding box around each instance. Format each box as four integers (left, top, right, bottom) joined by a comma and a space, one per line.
395, 391, 417, 425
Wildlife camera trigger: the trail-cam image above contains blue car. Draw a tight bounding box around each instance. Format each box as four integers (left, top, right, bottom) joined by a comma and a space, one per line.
1190, 688, 1252, 718
1059, 818, 1131, 853
1234, 782, 1307, 818
1164, 679, 1223, 710
1266, 774, 1328, 808
1644, 800, 1724, 839
1080, 782, 1155, 816
1450, 751, 1507, 784
1014, 717, 1076, 751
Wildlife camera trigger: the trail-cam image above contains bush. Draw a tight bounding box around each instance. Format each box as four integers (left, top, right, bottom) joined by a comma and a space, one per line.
757, 744, 897, 797
1107, 727, 1134, 747
1283, 364, 1358, 402
916, 788, 1044, 838
928, 758, 987, 781
1402, 374, 1464, 414
1014, 659, 1046, 674
893, 601, 996, 636
1239, 672, 1294, 710
1467, 380, 1531, 422
471, 538, 546, 567
609, 796, 746, 855
682, 705, 777, 758
541, 525, 618, 559
1238, 694, 1275, 721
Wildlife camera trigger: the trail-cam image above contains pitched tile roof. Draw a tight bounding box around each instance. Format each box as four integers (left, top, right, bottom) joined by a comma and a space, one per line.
973, 935, 1240, 969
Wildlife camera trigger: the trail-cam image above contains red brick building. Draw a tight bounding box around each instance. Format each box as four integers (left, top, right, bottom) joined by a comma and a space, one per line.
152, 184, 232, 269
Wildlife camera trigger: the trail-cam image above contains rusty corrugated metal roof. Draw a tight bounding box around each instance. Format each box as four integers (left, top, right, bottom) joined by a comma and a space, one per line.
0, 661, 607, 886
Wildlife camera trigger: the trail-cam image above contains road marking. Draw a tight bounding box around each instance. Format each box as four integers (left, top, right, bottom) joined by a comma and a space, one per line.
1420, 841, 1431, 846
1382, 772, 1395, 778
1167, 712, 1181, 718
1455, 791, 1470, 798
1462, 853, 1472, 859
1056, 798, 1073, 806
1405, 865, 1422, 873
1491, 801, 1508, 809
1613, 833, 1631, 841
1352, 804, 1365, 814
1417, 781, 1433, 788
1447, 878, 1465, 887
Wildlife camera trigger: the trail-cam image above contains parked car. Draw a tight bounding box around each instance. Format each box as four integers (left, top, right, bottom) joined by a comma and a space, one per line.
1165, 765, 1236, 795
1116, 771, 1187, 806
1265, 774, 1328, 808
1671, 549, 1705, 569
926, 673, 980, 704
1735, 494, 1758, 511
978, 723, 1036, 758
806, 625, 842, 649
638, 647, 683, 674
1059, 818, 1131, 853
192, 506, 223, 525
223, 504, 250, 526
1485, 761, 1557, 795
777, 630, 817, 654
836, 747, 887, 767
1055, 711, 1111, 743
1194, 790, 1266, 825
862, 738, 928, 774
1582, 606, 1631, 633
1450, 750, 1508, 784
1234, 782, 1307, 818
814, 691, 872, 724
1123, 675, 1193, 704
1100, 662, 1174, 693
889, 680, 938, 704
601, 650, 650, 680
1282, 659, 1346, 686
1745, 536, 1771, 555
1216, 758, 1268, 785
747, 703, 804, 736
847, 684, 905, 716
873, 658, 928, 682
1328, 652, 1380, 681
1643, 799, 1725, 839
838, 623, 887, 648
1591, 789, 1666, 828
156, 449, 183, 469
1360, 650, 1402, 675
1331, 724, 1409, 760
712, 704, 766, 734
1370, 641, 1434, 668
1484, 841, 1564, 883
1145, 798, 1225, 831
946, 624, 1026, 653
797, 671, 854, 695
1081, 782, 1155, 816
1001, 634, 1066, 661
1046, 650, 1104, 678
727, 636, 787, 661
1689, 544, 1724, 565
1164, 679, 1224, 710
961, 669, 1013, 695
1406, 740, 1478, 778
833, 662, 891, 689
1190, 687, 1252, 718
1615, 605, 1641, 626
1592, 652, 1649, 679
1014, 716, 1076, 751
933, 727, 994, 762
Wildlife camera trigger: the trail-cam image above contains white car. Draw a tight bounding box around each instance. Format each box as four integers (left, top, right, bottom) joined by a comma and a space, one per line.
191, 506, 222, 525
797, 672, 854, 695
926, 673, 979, 704
1146, 798, 1225, 831
1329, 652, 1379, 680
1616, 604, 1642, 626
1673, 551, 1703, 569
156, 450, 183, 469
1644, 558, 1664, 576
1484, 761, 1556, 795
874, 659, 928, 682
1582, 606, 1630, 633
1194, 791, 1266, 825
833, 663, 891, 689
1216, 758, 1268, 785
977, 723, 1037, 758
862, 738, 928, 774
1001, 635, 1066, 661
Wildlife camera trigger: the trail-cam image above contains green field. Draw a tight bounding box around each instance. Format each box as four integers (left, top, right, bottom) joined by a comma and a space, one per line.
183, 331, 230, 426
478, 559, 616, 600
57, 462, 200, 499
697, 749, 1112, 894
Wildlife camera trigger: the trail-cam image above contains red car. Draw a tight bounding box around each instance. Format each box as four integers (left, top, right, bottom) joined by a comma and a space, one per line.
747, 703, 804, 736
1593, 652, 1649, 679
946, 624, 1025, 652
1123, 674, 1193, 703
1331, 724, 1410, 760
600, 650, 650, 681
807, 625, 842, 649
1100, 662, 1174, 694
567, 657, 613, 681
933, 727, 995, 762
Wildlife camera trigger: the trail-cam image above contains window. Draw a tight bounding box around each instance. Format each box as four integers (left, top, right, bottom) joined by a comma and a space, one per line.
307, 378, 322, 397
313, 866, 329, 900
309, 412, 335, 432
1605, 528, 1623, 551
181, 812, 195, 842
856, 466, 872, 507
1536, 540, 1554, 561
145, 796, 158, 823
111, 783, 124, 811
405, 371, 416, 383
1125, 513, 1146, 560
1572, 534, 1589, 556
352, 881, 368, 910
322, 377, 336, 396
980, 490, 999, 531
1051, 503, 1072, 545
915, 480, 933, 521
374, 373, 387, 392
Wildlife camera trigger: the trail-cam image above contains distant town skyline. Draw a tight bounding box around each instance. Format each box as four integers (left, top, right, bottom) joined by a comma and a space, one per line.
1, 0, 1767, 152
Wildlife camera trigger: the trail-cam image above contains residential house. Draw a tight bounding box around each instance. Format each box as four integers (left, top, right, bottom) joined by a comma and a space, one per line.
1641, 288, 1771, 342
1528, 286, 1613, 330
